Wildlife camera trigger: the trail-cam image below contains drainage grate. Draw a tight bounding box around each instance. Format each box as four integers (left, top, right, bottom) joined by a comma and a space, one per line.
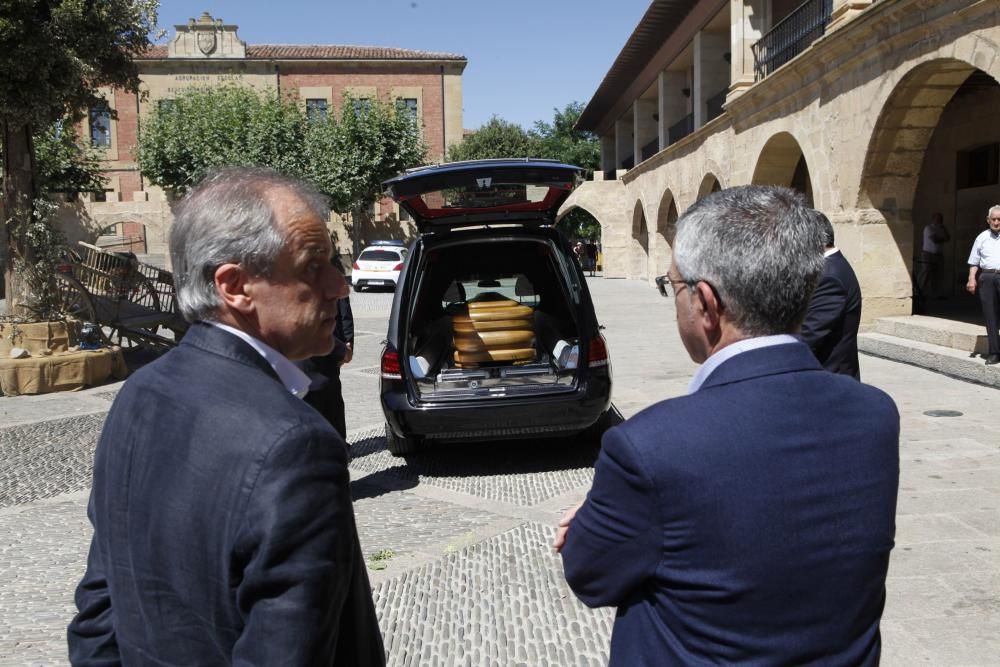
923, 409, 963, 418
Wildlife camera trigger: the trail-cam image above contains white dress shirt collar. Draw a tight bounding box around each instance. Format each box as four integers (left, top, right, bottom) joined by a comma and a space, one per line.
206, 321, 311, 399
687, 334, 799, 394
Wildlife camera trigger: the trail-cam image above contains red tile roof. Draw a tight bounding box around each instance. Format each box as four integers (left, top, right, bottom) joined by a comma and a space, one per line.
139, 44, 465, 61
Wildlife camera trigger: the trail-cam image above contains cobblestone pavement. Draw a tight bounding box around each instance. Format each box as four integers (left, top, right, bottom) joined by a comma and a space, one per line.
1, 278, 998, 665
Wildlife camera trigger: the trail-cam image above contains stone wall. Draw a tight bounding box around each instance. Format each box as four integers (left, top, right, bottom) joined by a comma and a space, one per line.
567, 0, 1000, 326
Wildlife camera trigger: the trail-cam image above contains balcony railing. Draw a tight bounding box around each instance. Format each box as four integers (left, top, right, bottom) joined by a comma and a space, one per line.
751, 0, 833, 81
641, 138, 659, 162
706, 88, 728, 123
668, 113, 694, 144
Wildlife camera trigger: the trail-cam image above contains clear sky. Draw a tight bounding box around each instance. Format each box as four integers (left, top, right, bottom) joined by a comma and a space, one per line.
154, 0, 651, 130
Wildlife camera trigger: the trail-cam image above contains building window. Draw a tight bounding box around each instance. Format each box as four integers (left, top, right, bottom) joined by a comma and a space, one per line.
89, 102, 111, 148
351, 98, 371, 117
396, 97, 418, 121
306, 98, 328, 123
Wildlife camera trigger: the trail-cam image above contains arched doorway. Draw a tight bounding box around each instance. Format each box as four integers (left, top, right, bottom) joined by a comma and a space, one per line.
861, 59, 1000, 320
697, 174, 722, 200
556, 205, 603, 276
654, 190, 678, 277
752, 132, 814, 206
631, 201, 649, 280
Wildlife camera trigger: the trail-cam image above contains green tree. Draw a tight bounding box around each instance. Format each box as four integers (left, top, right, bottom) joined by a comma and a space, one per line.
309, 95, 426, 254
0, 0, 159, 308
447, 116, 536, 162
137, 86, 308, 190
138, 88, 427, 254
532, 102, 600, 174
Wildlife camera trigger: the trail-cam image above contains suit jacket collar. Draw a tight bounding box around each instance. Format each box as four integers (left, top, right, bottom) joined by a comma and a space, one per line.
179, 321, 282, 384
698, 341, 822, 391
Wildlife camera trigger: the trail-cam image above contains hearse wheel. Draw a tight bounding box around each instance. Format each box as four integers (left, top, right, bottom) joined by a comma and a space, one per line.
385, 423, 421, 456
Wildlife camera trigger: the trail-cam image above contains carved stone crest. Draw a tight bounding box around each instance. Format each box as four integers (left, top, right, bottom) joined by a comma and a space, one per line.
197, 30, 217, 56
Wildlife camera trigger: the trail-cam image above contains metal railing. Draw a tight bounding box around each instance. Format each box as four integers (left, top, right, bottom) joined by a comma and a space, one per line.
668, 113, 694, 144
641, 138, 659, 162
751, 0, 833, 81
706, 89, 728, 123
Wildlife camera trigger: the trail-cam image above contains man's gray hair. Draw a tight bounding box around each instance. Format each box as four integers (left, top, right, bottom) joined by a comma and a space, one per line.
169, 167, 330, 322
673, 185, 825, 337
988, 205, 1000, 218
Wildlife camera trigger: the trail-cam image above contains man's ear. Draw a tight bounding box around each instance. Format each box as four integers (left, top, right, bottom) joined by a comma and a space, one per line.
214, 263, 254, 315
694, 280, 723, 334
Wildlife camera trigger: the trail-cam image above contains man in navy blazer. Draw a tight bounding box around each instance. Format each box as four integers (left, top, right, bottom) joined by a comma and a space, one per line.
555, 186, 899, 666
799, 209, 863, 378
68, 168, 385, 665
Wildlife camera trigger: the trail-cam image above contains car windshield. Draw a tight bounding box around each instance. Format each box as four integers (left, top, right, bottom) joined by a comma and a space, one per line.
359, 249, 400, 262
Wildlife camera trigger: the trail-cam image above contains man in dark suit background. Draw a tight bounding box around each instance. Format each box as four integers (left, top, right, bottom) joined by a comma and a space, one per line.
799, 209, 863, 378
555, 186, 899, 666
298, 273, 354, 439
68, 168, 385, 665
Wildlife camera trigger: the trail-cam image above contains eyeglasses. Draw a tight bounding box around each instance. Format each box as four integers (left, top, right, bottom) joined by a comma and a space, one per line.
655, 274, 693, 297
655, 274, 726, 309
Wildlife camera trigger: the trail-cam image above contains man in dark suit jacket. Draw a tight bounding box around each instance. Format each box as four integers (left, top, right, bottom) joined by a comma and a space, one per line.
555, 186, 899, 666
299, 293, 354, 439
799, 209, 863, 378
68, 168, 385, 665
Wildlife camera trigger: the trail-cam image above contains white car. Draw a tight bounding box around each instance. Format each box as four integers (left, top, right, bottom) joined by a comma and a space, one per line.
351, 244, 407, 291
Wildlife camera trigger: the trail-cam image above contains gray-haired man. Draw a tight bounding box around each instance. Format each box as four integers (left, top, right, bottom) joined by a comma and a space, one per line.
557, 186, 899, 665
69, 168, 385, 665
967, 205, 1000, 364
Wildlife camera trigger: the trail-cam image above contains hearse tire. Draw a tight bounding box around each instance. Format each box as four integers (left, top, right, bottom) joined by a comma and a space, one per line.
585, 409, 617, 447
385, 423, 419, 456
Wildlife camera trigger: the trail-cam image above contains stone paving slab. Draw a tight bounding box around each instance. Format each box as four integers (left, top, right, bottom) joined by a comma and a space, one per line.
0, 494, 89, 667
349, 428, 598, 507
0, 415, 104, 509
373, 521, 613, 667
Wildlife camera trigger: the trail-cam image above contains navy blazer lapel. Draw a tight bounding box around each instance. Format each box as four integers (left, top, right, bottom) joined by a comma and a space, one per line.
179, 321, 282, 383
699, 342, 822, 391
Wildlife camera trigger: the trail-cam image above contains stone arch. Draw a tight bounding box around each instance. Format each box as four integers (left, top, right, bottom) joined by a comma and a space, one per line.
653, 189, 678, 277
751, 131, 814, 206
697, 173, 722, 200
859, 58, 1000, 316
556, 203, 606, 241
630, 199, 650, 280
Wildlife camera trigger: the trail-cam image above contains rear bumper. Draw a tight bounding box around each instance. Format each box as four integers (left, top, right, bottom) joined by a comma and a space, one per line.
352, 270, 400, 286
382, 370, 611, 441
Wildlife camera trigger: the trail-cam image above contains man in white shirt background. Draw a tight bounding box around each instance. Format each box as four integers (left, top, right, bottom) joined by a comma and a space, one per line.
966, 204, 1000, 365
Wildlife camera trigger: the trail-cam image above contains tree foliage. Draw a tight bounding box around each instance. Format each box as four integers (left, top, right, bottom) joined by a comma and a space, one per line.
447, 116, 534, 162
532, 102, 599, 174
137, 86, 309, 190
309, 96, 426, 215
1, 0, 159, 311
33, 123, 107, 196
137, 87, 427, 252
0, 122, 107, 196
446, 103, 599, 175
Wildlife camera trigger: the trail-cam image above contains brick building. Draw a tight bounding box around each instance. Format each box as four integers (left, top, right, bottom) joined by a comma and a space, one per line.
71, 12, 466, 260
